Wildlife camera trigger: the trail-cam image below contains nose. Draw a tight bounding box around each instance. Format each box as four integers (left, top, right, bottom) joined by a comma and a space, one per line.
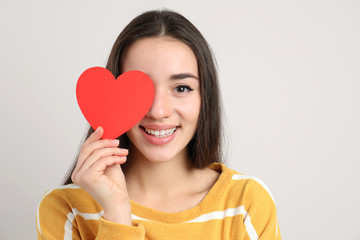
145, 89, 173, 119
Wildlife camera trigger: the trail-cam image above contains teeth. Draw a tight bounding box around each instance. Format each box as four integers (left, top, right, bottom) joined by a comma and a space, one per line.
145, 127, 177, 138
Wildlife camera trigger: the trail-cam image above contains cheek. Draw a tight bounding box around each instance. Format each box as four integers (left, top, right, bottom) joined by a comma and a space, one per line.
126, 124, 139, 140
179, 96, 201, 122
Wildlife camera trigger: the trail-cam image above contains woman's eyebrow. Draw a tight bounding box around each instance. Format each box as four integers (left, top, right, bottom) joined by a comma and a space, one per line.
170, 73, 199, 80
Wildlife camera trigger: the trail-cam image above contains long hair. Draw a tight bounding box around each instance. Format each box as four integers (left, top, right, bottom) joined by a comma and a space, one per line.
63, 9, 223, 185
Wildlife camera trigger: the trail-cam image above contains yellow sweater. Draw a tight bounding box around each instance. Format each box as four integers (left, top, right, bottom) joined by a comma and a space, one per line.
36, 163, 281, 239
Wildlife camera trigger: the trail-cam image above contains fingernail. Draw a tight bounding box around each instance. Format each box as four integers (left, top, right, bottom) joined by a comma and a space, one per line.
95, 126, 101, 133
112, 139, 119, 145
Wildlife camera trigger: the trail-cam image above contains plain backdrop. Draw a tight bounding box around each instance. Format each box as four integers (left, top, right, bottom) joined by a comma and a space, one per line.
1, 0, 359, 239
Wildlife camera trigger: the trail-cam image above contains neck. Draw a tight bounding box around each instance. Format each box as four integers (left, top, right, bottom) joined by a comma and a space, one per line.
124, 144, 199, 201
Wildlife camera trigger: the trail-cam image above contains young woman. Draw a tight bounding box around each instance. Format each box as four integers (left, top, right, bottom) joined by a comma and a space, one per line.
37, 10, 281, 239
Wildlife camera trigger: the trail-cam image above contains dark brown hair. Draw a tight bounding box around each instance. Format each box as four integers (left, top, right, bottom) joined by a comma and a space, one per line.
63, 9, 223, 185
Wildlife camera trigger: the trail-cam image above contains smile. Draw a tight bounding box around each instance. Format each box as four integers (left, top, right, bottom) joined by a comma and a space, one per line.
144, 127, 177, 138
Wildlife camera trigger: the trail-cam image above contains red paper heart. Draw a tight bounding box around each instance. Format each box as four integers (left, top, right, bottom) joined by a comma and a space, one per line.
76, 67, 155, 139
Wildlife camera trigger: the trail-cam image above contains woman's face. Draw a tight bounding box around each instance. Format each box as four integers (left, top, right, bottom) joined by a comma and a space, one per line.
123, 37, 201, 163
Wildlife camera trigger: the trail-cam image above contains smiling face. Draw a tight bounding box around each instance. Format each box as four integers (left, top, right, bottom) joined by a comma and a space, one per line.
123, 37, 201, 164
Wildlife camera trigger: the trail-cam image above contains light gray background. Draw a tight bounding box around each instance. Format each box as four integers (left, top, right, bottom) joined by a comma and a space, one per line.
1, 0, 359, 239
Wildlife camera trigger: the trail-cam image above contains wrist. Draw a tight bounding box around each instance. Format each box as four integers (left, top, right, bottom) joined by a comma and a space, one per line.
102, 202, 132, 225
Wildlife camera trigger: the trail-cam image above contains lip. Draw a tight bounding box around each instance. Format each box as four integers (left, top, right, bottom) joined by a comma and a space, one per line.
141, 124, 178, 130
140, 125, 179, 145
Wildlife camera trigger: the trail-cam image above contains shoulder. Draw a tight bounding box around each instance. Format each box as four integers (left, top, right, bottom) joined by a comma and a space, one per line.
231, 172, 275, 203
37, 185, 106, 238
215, 164, 281, 238
212, 163, 276, 206
38, 184, 84, 207
37, 184, 102, 223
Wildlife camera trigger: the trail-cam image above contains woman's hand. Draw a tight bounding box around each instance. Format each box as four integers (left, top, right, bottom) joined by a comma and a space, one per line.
71, 126, 132, 225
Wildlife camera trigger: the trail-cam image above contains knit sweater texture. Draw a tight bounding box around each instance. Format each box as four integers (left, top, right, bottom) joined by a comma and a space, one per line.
36, 163, 281, 239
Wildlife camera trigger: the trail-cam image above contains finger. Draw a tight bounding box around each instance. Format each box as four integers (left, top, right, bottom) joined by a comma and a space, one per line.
104, 162, 126, 182
77, 148, 128, 175
77, 138, 121, 166
83, 126, 104, 147
73, 156, 126, 185
90, 156, 127, 176
81, 138, 121, 157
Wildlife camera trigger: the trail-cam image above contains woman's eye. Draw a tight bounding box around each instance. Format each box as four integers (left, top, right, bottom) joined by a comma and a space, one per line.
174, 85, 194, 93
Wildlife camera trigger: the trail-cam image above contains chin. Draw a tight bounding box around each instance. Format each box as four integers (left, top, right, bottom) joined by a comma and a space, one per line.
128, 141, 187, 164
141, 149, 181, 163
